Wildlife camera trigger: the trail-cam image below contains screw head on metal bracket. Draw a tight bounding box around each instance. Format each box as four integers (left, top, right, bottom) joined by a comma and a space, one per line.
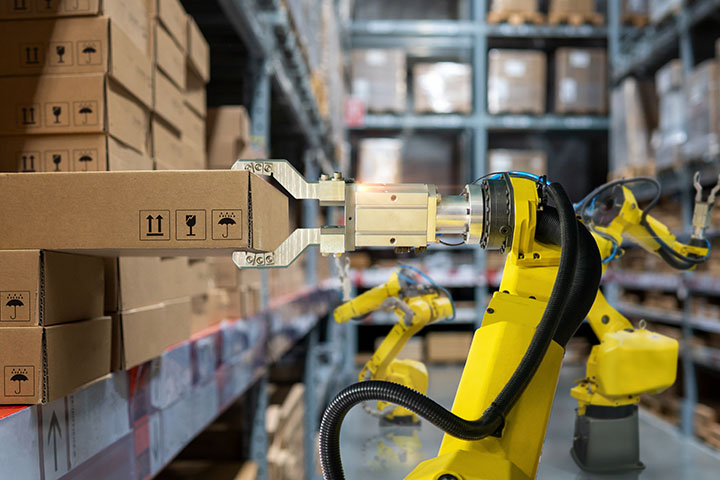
320, 173, 330, 181
256, 256, 265, 265
265, 254, 274, 265
244, 164, 253, 171
253, 162, 263, 173
245, 255, 255, 265
263, 163, 273, 173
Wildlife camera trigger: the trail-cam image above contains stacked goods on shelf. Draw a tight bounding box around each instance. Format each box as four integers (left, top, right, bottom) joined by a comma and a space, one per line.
622, 0, 649, 27
148, 0, 209, 170
0, 251, 111, 404
207, 106, 254, 169
413, 63, 472, 114
320, 0, 347, 155
351, 49, 406, 113
683, 58, 720, 161
554, 48, 607, 115
488, 149, 547, 175
266, 384, 305, 480
357, 138, 403, 184
609, 77, 657, 178
694, 404, 720, 450
487, 0, 544, 25
488, 49, 546, 115
208, 257, 262, 326
0, 0, 154, 172
649, 0, 682, 25
426, 332, 473, 364
548, 0, 604, 26
654, 60, 686, 170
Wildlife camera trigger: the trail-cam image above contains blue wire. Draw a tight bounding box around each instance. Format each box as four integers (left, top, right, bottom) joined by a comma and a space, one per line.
488, 171, 551, 183
398, 264, 457, 322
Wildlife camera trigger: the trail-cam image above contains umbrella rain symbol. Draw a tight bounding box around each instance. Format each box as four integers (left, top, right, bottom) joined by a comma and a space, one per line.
218, 216, 236, 238
78, 106, 93, 124
6, 296, 24, 320
82, 45, 96, 63
11, 372, 28, 394
79, 155, 93, 171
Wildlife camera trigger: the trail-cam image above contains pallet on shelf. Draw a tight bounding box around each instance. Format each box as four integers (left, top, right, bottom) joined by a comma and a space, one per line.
486, 10, 545, 26
548, 10, 604, 26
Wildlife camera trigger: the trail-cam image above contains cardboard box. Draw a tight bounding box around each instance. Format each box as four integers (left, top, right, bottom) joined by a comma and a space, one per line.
554, 48, 607, 114
153, 116, 184, 169
655, 60, 686, 170
683, 60, 720, 160
357, 138, 402, 184
181, 103, 206, 149
154, 69, 185, 133
207, 106, 251, 169
550, 0, 596, 14
187, 14, 210, 83
0, 135, 153, 173
112, 298, 191, 370
413, 62, 472, 114
104, 257, 196, 313
0, 0, 151, 55
147, 0, 188, 51
0, 250, 104, 327
182, 140, 207, 171
0, 74, 151, 154
488, 49, 546, 115
489, 0, 537, 12
426, 332, 473, 363
488, 149, 547, 175
185, 69, 207, 118
0, 16, 152, 108
0, 170, 289, 255
351, 49, 406, 113
0, 316, 111, 404
155, 23, 186, 89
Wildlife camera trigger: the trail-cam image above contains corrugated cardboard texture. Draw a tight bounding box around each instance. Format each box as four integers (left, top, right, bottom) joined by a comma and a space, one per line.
489, 149, 547, 175
0, 17, 152, 108
413, 63, 472, 114
0, 317, 111, 404
185, 69, 207, 118
550, 0, 595, 14
554, 48, 607, 114
155, 23, 186, 89
0, 170, 289, 255
207, 106, 250, 169
0, 74, 150, 153
113, 298, 191, 370
0, 134, 152, 173
488, 49, 546, 115
0, 250, 104, 327
182, 140, 207, 171
153, 69, 185, 133
187, 14, 210, 83
351, 49, 406, 113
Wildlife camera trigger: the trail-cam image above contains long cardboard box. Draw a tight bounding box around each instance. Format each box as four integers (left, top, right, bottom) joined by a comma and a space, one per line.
112, 298, 191, 370
0, 16, 152, 107
147, 0, 188, 51
153, 68, 185, 133
0, 250, 104, 327
0, 170, 289, 255
185, 69, 207, 118
488, 149, 547, 176
488, 49, 546, 115
155, 21, 186, 89
186, 14, 210, 83
0, 0, 151, 57
554, 48, 607, 114
0, 135, 153, 173
0, 74, 150, 154
413, 62, 472, 114
207, 106, 250, 169
0, 316, 111, 404
153, 116, 184, 169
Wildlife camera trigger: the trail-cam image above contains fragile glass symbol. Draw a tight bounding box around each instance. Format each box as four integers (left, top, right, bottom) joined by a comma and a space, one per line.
52, 106, 62, 124
5, 296, 24, 320
186, 215, 197, 236
218, 215, 236, 238
56, 45, 65, 64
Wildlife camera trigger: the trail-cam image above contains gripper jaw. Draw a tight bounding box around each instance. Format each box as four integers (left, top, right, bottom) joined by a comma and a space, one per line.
231, 159, 347, 269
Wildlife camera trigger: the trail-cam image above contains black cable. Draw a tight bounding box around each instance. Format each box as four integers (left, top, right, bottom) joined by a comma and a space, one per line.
319, 182, 589, 480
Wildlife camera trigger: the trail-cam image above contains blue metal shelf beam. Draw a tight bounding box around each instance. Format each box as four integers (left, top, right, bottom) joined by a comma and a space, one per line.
351, 114, 609, 131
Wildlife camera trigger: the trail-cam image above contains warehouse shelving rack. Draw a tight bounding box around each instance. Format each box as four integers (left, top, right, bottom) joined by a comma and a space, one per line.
605, 0, 720, 439
348, 0, 610, 328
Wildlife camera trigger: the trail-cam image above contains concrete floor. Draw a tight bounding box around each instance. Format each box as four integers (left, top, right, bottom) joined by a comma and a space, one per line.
339, 364, 720, 479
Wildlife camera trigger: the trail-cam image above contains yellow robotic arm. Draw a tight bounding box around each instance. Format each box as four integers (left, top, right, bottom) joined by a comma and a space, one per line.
568, 175, 719, 472
334, 268, 453, 424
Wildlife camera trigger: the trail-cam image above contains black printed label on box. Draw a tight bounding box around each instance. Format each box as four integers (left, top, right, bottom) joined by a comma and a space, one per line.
0, 291, 30, 322
212, 210, 242, 240
140, 210, 170, 241
4, 365, 34, 397
176, 210, 206, 240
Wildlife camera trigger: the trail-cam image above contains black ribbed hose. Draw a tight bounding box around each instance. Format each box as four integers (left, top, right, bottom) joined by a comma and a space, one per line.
318, 183, 585, 480
535, 209, 603, 347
